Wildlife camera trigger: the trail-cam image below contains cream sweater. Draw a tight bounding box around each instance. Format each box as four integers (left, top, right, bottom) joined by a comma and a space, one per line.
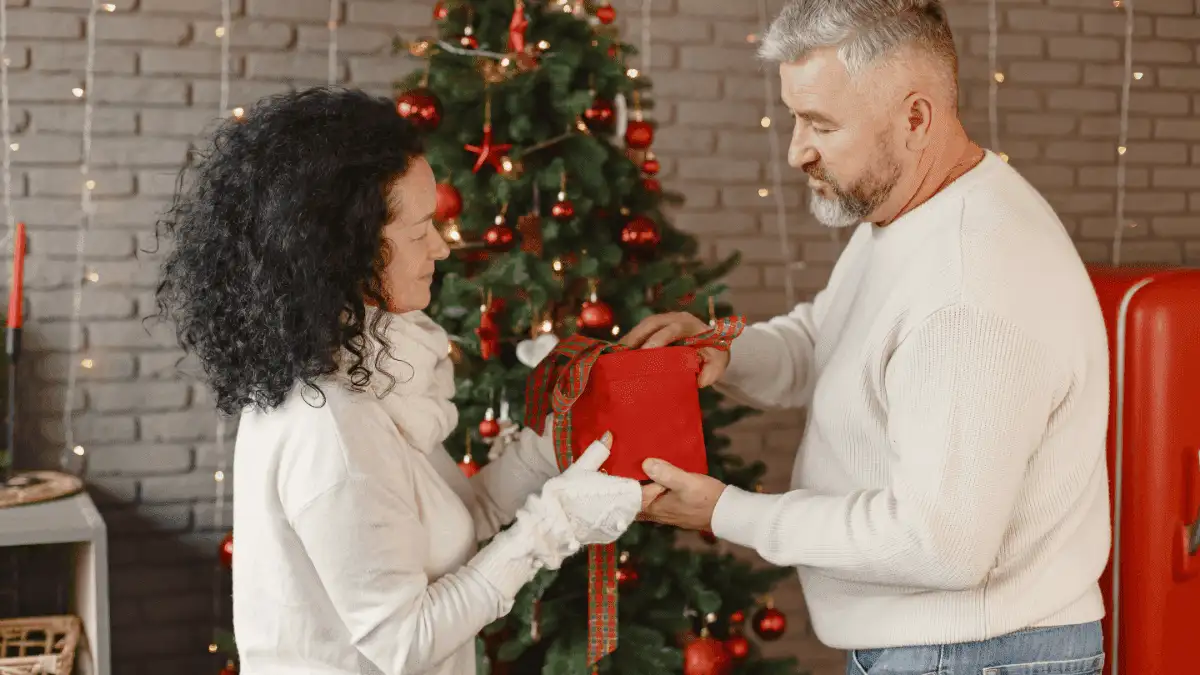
710, 151, 1111, 650
231, 309, 639, 675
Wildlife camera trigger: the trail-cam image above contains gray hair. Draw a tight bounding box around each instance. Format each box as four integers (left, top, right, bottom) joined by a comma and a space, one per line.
759, 0, 958, 86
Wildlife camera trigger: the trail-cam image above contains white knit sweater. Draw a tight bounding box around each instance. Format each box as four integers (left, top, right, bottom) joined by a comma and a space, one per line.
710, 151, 1111, 650
231, 309, 638, 675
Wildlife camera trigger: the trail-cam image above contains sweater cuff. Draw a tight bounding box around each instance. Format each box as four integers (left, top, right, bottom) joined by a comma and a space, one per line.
710, 485, 784, 551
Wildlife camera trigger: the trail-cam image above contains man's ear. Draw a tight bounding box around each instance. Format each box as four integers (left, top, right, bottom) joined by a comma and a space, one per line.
902, 92, 935, 152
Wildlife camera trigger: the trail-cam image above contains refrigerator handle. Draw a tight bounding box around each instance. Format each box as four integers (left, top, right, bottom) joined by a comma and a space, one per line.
1189, 448, 1200, 557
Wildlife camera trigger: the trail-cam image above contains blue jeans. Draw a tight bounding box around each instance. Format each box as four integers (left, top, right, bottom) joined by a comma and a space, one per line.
847, 621, 1104, 675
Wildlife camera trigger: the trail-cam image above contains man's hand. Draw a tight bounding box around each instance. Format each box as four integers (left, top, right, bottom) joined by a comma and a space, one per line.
637, 457, 727, 531
620, 312, 730, 387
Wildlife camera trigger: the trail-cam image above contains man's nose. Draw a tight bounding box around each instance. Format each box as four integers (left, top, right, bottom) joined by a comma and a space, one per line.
787, 130, 817, 169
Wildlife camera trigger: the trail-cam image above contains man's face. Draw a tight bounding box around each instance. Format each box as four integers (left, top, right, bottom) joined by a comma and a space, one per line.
780, 49, 902, 228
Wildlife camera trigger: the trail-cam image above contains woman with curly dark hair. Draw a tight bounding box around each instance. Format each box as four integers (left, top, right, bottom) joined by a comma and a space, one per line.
154, 86, 642, 675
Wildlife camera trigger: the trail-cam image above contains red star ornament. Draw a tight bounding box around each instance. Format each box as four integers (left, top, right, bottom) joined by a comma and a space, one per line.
465, 124, 513, 173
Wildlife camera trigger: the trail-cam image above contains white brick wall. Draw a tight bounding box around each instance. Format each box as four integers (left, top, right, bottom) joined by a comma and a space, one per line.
1, 0, 1195, 673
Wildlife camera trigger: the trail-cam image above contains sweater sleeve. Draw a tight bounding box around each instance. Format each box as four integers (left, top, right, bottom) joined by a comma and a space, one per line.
714, 292, 824, 410
709, 304, 1063, 590
289, 472, 547, 675
468, 427, 560, 540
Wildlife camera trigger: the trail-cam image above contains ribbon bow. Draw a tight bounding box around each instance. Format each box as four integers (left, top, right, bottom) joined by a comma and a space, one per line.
523, 316, 745, 671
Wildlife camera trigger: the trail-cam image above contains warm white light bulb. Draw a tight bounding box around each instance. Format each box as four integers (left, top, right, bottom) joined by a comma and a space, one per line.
214, 470, 225, 482
73, 445, 85, 456
81, 358, 94, 369
760, 117, 771, 127
758, 188, 769, 197
102, 3, 115, 11
993, 72, 1005, 83
232, 107, 245, 118
72, 87, 84, 97
626, 68, 639, 78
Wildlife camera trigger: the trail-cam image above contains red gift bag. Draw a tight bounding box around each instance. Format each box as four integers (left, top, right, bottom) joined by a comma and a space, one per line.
523, 316, 744, 671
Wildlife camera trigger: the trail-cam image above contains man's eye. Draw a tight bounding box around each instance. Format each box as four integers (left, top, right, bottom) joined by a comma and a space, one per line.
813, 127, 833, 135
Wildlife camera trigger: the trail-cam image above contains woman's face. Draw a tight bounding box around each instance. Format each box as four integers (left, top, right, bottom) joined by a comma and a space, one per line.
380, 157, 450, 312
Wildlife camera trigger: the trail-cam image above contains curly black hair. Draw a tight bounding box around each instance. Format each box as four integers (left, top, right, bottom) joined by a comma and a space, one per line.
153, 86, 426, 416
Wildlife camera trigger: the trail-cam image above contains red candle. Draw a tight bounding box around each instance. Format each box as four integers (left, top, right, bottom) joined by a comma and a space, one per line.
7, 221, 24, 329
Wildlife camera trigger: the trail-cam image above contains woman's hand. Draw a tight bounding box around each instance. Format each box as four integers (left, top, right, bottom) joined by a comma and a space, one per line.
539, 432, 642, 545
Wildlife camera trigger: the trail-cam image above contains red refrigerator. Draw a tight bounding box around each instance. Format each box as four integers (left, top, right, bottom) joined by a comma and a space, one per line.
1087, 265, 1200, 675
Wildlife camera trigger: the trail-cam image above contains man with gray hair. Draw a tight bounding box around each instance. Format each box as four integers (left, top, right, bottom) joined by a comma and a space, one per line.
626, 1, 1112, 673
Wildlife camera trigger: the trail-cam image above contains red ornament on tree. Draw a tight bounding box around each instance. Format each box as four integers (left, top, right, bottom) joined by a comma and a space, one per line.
434, 183, 462, 222
458, 452, 480, 478
643, 177, 661, 193
729, 610, 745, 624
551, 193, 574, 221
479, 407, 501, 438
484, 214, 515, 251
577, 282, 614, 331
625, 120, 654, 150
219, 660, 238, 675
433, 0, 448, 20
700, 529, 717, 544
683, 632, 732, 675
465, 96, 512, 173
595, 2, 616, 24
620, 215, 661, 251
723, 634, 750, 660
584, 98, 615, 130
396, 89, 441, 131
752, 604, 787, 641
507, 0, 528, 54
476, 293, 501, 359
642, 153, 660, 175
458, 26, 479, 49
616, 552, 638, 588
219, 531, 233, 569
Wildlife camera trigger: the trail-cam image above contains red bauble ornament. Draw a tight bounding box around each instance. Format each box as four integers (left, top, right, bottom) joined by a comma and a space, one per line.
625, 120, 654, 149
620, 215, 661, 251
643, 177, 661, 193
724, 635, 750, 660
433, 0, 448, 20
458, 33, 479, 49
484, 222, 515, 251
642, 155, 660, 175
458, 455, 480, 477
616, 562, 639, 588
479, 420, 500, 438
608, 43, 619, 59
684, 634, 732, 675
435, 183, 462, 222
551, 195, 575, 221
595, 3, 616, 24
752, 606, 787, 641
578, 299, 614, 331
584, 98, 615, 129
396, 89, 441, 131
729, 610, 745, 624
219, 531, 233, 569
219, 661, 238, 675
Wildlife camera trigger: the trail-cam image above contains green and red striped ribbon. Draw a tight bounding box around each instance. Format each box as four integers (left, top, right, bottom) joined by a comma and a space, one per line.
523, 316, 745, 671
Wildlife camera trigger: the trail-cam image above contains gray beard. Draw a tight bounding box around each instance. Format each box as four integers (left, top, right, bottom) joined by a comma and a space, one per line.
807, 159, 902, 229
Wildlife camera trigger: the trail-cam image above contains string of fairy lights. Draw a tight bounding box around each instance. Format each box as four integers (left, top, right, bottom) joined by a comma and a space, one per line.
753, 0, 800, 309
986, 0, 1138, 265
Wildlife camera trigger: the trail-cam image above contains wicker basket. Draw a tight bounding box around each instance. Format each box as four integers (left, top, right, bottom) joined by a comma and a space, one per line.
0, 616, 81, 675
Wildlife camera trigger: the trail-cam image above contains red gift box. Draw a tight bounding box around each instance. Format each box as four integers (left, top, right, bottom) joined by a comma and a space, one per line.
522, 315, 744, 671
566, 345, 708, 481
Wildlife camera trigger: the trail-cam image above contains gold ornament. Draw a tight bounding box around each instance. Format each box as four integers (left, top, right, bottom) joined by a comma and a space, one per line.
499, 155, 523, 179
409, 40, 432, 58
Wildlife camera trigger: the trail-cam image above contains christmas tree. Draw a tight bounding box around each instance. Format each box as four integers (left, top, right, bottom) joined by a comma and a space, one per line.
397, 1, 801, 674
